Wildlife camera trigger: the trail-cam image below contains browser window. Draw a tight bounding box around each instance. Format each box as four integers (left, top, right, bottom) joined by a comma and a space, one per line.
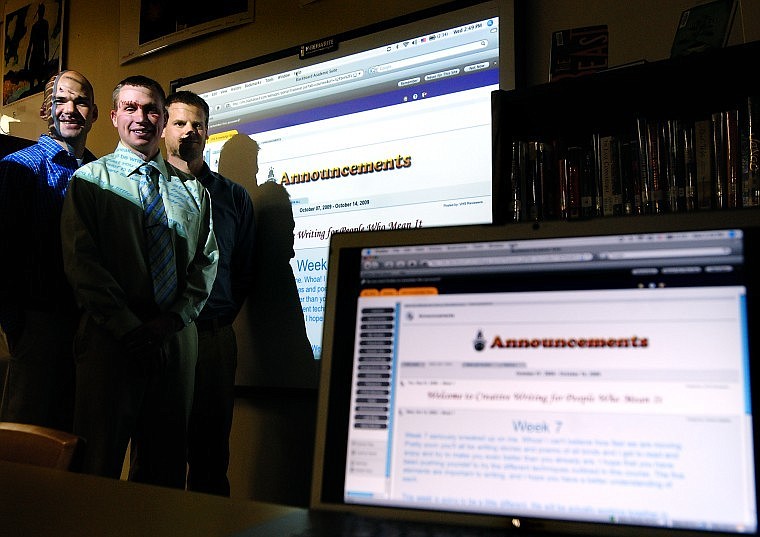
192, 10, 504, 361
341, 229, 755, 532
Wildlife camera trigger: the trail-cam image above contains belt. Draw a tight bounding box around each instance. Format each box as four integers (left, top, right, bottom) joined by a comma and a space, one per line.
195, 318, 233, 332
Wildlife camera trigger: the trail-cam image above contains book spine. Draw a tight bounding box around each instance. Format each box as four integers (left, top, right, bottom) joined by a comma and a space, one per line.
664, 119, 687, 212
694, 118, 714, 209
526, 141, 545, 222
747, 96, 760, 208
508, 140, 527, 222
558, 146, 583, 220
609, 136, 623, 215
599, 135, 614, 217
591, 134, 604, 216
646, 120, 665, 214
740, 98, 753, 207
580, 148, 597, 218
636, 118, 654, 213
567, 146, 583, 219
542, 141, 560, 221
619, 138, 642, 215
558, 153, 569, 220
712, 111, 727, 209
682, 122, 697, 211
725, 108, 741, 208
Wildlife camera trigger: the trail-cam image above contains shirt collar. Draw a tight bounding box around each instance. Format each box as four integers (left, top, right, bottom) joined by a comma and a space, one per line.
195, 162, 214, 186
37, 134, 74, 160
115, 142, 171, 181
37, 134, 96, 164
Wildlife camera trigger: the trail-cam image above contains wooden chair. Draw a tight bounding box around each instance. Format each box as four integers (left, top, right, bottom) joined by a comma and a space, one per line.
0, 421, 84, 471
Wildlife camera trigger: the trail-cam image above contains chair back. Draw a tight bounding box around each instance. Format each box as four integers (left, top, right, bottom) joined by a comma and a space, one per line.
0, 421, 84, 471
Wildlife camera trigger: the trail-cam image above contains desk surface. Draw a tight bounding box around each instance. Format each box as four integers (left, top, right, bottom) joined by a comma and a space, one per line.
0, 460, 302, 537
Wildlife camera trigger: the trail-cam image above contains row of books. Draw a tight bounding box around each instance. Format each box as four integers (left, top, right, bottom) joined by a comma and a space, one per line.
504, 96, 759, 222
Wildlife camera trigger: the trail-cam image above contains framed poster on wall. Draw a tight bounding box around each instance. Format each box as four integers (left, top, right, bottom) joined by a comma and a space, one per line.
2, 0, 64, 106
119, 0, 255, 64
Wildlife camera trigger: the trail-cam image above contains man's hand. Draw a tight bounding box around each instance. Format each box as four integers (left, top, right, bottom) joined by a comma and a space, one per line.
121, 313, 184, 354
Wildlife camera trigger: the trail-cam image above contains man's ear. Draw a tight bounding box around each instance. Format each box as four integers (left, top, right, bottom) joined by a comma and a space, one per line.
90, 103, 100, 123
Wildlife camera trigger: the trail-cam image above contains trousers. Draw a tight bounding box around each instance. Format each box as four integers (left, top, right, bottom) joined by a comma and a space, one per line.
187, 322, 237, 496
72, 313, 197, 489
0, 309, 77, 431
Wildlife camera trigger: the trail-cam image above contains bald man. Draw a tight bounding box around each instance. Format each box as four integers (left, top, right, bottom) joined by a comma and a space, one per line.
0, 70, 98, 431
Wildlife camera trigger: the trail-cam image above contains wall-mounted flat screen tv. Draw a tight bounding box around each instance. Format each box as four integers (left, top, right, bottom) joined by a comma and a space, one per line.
172, 0, 521, 388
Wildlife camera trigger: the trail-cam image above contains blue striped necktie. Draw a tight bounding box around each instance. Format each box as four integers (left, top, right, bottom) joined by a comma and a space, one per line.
139, 164, 178, 309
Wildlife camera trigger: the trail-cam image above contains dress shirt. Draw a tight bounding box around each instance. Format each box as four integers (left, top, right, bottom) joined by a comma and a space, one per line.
196, 163, 256, 325
0, 135, 96, 335
61, 143, 218, 339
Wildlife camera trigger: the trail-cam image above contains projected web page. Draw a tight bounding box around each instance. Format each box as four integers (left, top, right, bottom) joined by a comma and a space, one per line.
342, 231, 756, 533
200, 16, 501, 359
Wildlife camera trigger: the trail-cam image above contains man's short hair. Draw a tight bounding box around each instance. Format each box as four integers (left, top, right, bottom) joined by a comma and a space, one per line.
111, 75, 166, 111
166, 91, 210, 128
40, 70, 95, 123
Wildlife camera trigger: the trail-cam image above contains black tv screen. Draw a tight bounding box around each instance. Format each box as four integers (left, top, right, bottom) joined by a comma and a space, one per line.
172, 0, 520, 388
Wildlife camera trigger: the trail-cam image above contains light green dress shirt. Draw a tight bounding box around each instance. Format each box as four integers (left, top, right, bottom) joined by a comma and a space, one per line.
61, 143, 218, 339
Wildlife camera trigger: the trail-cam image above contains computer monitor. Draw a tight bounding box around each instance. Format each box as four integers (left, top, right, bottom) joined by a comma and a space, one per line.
172, 0, 521, 388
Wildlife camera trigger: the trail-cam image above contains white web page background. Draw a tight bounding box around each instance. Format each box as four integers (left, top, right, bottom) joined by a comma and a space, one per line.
207, 86, 494, 357
255, 86, 494, 245
344, 287, 756, 530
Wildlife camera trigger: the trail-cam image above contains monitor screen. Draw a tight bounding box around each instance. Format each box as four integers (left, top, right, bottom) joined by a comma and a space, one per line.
311, 212, 760, 535
172, 0, 520, 388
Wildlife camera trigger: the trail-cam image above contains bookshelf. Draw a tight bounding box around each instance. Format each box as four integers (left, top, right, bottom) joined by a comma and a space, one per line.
492, 40, 760, 224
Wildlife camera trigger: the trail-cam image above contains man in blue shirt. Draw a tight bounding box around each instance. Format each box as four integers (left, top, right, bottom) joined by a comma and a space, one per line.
163, 90, 256, 495
0, 70, 98, 431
